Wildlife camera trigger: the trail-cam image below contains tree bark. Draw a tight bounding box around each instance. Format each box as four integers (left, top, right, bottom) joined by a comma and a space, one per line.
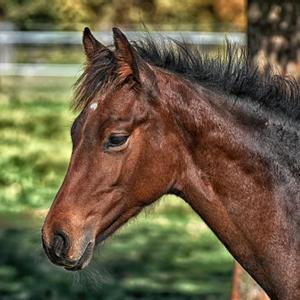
231, 262, 270, 300
247, 0, 300, 80
231, 262, 242, 300
232, 3, 300, 298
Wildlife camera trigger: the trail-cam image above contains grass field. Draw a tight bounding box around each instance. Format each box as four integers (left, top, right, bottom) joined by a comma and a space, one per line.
0, 76, 75, 211
0, 76, 234, 299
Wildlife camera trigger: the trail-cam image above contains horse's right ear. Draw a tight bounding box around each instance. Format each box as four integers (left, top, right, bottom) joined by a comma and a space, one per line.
82, 27, 107, 59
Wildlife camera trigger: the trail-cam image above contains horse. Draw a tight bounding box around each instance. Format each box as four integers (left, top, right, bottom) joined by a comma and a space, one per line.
42, 27, 300, 299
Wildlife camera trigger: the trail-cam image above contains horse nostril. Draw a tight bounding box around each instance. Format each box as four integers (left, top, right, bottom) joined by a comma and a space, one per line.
52, 231, 70, 258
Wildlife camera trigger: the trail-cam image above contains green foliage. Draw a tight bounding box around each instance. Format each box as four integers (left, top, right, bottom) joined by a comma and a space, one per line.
0, 0, 245, 31
0, 0, 60, 30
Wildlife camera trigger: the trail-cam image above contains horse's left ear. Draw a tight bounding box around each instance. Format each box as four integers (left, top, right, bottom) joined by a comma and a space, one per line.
112, 27, 140, 83
83, 27, 108, 59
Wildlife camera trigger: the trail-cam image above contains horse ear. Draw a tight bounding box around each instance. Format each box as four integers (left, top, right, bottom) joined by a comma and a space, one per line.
83, 27, 107, 59
112, 27, 140, 83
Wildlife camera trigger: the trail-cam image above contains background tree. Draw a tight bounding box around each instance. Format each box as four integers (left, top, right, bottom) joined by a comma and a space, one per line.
232, 2, 300, 298
248, 0, 300, 79
0, 0, 245, 31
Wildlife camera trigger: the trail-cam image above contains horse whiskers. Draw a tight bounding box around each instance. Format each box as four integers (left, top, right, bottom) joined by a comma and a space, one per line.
70, 263, 110, 292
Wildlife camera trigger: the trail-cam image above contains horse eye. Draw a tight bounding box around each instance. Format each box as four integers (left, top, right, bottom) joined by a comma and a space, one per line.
107, 135, 128, 148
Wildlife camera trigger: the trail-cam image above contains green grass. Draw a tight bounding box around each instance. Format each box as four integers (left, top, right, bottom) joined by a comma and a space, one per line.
0, 76, 234, 299
0, 201, 233, 299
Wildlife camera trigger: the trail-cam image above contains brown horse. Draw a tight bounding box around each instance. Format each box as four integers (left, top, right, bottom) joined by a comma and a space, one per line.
42, 28, 300, 299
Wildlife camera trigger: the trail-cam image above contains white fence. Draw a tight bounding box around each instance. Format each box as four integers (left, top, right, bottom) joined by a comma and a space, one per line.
0, 31, 246, 77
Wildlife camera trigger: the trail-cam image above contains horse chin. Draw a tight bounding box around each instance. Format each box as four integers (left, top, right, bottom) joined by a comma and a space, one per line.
95, 217, 123, 245
95, 207, 144, 246
64, 241, 95, 271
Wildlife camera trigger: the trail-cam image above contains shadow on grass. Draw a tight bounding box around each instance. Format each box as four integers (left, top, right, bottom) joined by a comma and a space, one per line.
0, 202, 233, 300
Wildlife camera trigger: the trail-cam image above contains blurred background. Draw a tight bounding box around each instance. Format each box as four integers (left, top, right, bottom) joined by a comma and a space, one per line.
0, 1, 299, 299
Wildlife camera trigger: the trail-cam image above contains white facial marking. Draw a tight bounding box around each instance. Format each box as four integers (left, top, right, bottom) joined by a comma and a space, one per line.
90, 102, 98, 111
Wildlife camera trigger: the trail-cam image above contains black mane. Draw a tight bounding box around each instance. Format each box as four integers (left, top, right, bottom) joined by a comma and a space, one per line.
74, 36, 300, 122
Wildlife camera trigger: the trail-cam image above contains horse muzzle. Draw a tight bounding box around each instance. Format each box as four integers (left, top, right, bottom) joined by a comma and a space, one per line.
42, 229, 95, 271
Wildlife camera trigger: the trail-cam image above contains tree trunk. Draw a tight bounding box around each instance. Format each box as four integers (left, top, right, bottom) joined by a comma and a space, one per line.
247, 0, 300, 80
231, 262, 270, 300
231, 3, 300, 299
231, 262, 242, 300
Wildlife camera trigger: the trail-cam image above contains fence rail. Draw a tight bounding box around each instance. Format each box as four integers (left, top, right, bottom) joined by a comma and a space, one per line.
0, 31, 246, 77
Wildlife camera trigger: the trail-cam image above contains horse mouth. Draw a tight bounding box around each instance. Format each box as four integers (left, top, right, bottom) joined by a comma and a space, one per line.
64, 208, 142, 271
64, 217, 121, 271
64, 241, 94, 271
65, 220, 119, 271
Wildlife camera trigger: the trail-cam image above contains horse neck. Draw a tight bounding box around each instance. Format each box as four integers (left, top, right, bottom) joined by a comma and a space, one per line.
156, 70, 299, 299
